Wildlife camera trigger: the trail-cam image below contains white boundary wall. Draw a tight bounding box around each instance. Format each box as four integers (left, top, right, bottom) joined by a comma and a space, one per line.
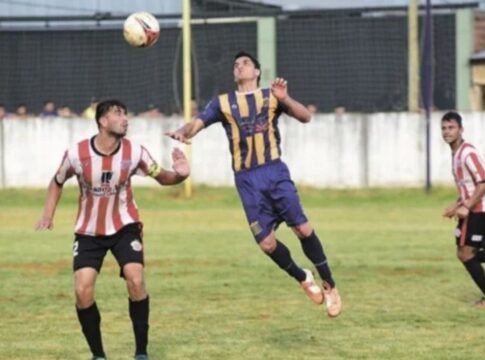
1, 112, 485, 188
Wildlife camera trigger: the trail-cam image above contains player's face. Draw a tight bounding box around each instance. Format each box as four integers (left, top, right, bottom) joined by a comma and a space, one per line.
103, 106, 128, 138
441, 119, 462, 145
233, 56, 259, 84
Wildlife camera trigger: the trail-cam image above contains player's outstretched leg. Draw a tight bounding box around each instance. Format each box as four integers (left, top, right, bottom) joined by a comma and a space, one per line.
300, 268, 325, 304
476, 248, 485, 263
298, 230, 342, 317
260, 234, 324, 304
458, 246, 485, 307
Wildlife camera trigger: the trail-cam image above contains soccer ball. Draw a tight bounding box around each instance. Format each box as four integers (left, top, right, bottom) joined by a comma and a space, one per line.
123, 12, 160, 48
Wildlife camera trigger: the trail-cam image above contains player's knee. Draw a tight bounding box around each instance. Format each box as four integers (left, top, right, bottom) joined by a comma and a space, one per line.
292, 223, 312, 238
127, 276, 144, 290
457, 247, 475, 262
126, 275, 146, 298
75, 283, 94, 305
259, 235, 276, 253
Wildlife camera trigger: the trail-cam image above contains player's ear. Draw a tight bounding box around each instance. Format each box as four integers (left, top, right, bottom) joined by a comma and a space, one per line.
98, 115, 108, 128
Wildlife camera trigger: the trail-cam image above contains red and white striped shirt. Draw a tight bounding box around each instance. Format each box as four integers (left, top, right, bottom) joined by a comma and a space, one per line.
452, 141, 485, 213
55, 137, 161, 236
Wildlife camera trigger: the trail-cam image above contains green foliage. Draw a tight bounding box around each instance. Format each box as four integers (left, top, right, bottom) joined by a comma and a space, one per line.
0, 187, 483, 359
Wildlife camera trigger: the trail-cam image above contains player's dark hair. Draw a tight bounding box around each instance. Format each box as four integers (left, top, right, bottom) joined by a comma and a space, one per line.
234, 51, 261, 85
441, 111, 462, 128
95, 99, 127, 127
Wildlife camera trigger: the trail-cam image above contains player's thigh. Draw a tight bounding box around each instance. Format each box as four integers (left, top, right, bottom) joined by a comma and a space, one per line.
270, 167, 308, 227
456, 213, 485, 248
111, 222, 145, 277
73, 234, 109, 273
123, 263, 144, 281
74, 267, 98, 290
235, 175, 278, 243
123, 263, 146, 297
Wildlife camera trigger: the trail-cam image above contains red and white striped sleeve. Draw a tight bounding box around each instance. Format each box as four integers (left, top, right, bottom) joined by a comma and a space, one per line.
465, 149, 485, 184
135, 145, 161, 178
54, 150, 75, 185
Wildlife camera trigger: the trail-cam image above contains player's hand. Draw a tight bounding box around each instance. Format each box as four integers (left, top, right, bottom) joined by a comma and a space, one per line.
172, 148, 190, 178
442, 205, 457, 218
455, 206, 470, 219
35, 216, 54, 231
442, 201, 462, 218
271, 77, 289, 102
165, 130, 191, 145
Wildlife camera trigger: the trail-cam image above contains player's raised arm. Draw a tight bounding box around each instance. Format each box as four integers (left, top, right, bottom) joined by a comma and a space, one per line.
35, 178, 64, 230
271, 77, 312, 123
165, 118, 205, 144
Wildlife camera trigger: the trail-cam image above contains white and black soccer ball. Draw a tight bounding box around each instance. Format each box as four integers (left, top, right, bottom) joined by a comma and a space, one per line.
123, 12, 160, 48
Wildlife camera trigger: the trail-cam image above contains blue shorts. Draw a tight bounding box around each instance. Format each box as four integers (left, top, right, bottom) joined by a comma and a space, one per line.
235, 160, 308, 243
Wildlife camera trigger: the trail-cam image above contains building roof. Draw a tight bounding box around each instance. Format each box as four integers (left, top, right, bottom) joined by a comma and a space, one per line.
248, 0, 482, 10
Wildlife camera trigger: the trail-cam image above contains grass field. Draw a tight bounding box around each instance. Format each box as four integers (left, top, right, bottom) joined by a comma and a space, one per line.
1, 186, 484, 360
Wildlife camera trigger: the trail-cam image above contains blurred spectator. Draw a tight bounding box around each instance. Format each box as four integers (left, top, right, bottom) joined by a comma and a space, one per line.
138, 104, 164, 118
40, 100, 58, 117
334, 104, 346, 115
306, 104, 317, 114
0, 104, 10, 120
14, 104, 30, 119
58, 105, 77, 118
82, 97, 98, 119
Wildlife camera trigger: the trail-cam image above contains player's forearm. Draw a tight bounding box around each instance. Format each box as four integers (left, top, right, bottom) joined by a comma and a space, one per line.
463, 183, 485, 209
42, 179, 64, 219
155, 170, 189, 185
283, 96, 312, 123
179, 119, 204, 139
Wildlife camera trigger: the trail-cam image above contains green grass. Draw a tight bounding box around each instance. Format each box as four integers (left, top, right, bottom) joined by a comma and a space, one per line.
0, 186, 484, 360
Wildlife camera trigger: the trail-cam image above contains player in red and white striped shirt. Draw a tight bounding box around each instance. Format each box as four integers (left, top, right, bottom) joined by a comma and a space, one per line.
35, 99, 190, 360
441, 111, 485, 307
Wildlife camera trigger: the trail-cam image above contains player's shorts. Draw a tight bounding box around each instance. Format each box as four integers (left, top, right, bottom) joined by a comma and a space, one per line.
455, 212, 485, 247
73, 222, 144, 277
235, 160, 308, 243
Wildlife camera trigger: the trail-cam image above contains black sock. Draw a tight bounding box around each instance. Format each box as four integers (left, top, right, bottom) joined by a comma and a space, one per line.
266, 240, 306, 282
463, 257, 485, 294
129, 296, 149, 356
76, 302, 105, 358
476, 249, 485, 263
299, 231, 335, 288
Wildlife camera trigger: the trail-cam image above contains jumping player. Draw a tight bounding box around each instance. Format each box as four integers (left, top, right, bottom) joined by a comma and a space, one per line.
166, 51, 342, 317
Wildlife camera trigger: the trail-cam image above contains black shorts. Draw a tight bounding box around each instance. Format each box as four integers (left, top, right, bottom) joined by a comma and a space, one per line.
73, 222, 144, 277
455, 212, 485, 247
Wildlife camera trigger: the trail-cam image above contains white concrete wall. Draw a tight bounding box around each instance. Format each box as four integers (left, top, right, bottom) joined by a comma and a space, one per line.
1, 112, 485, 188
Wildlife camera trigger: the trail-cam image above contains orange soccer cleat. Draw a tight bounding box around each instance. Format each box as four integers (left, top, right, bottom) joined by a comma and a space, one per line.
322, 282, 342, 318
300, 269, 324, 305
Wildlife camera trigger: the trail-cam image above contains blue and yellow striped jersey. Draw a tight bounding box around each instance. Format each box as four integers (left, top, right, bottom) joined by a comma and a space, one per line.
199, 88, 288, 172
